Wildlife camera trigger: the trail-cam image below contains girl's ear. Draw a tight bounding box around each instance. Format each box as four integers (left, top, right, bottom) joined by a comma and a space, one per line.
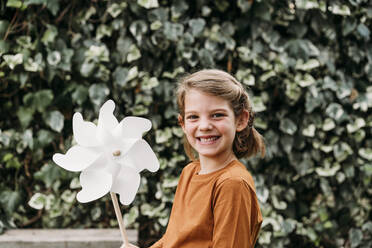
236, 110, 249, 132
178, 114, 185, 131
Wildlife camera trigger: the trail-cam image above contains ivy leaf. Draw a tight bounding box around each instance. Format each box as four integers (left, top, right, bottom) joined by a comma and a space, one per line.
28, 193, 47, 210
349, 228, 363, 248
3, 54, 23, 69
71, 85, 89, 105
89, 83, 110, 106
127, 44, 141, 62
41, 25, 58, 46
43, 110, 64, 132
188, 18, 206, 37
155, 128, 172, 143
138, 0, 159, 9
124, 206, 139, 226
0, 190, 22, 215
357, 23, 370, 40
280, 118, 298, 135
0, 20, 10, 37
17, 106, 34, 128
34, 163, 62, 188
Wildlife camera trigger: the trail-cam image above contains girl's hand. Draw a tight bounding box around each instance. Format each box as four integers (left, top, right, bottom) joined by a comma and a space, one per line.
120, 243, 139, 248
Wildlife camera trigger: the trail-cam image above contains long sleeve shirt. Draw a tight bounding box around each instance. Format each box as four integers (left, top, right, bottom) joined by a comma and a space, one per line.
150, 159, 262, 248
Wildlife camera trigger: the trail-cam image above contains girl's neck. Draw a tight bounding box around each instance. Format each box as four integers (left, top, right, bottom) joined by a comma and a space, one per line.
198, 152, 237, 175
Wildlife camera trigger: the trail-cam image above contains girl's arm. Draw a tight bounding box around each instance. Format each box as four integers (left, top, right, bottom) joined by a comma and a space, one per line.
212, 177, 262, 247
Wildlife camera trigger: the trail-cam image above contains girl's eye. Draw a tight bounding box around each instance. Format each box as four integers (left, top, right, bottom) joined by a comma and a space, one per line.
186, 115, 198, 120
212, 113, 225, 118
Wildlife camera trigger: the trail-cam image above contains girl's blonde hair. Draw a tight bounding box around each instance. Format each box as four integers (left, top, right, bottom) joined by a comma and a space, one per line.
177, 69, 266, 161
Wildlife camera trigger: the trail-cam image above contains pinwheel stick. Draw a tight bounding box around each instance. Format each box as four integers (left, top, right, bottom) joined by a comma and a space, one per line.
110, 192, 129, 246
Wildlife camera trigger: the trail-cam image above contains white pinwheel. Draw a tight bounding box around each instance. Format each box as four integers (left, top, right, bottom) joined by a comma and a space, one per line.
52, 99, 159, 205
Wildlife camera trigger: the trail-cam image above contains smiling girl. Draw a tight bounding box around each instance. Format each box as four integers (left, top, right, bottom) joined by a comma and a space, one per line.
149, 69, 266, 248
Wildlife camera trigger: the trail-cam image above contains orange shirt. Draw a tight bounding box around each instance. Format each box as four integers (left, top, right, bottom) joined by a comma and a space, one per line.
150, 160, 262, 248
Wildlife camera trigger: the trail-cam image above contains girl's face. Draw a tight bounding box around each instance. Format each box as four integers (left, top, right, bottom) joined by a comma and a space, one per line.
179, 89, 247, 162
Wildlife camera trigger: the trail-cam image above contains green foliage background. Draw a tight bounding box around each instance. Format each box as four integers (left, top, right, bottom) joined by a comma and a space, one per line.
0, 0, 371, 247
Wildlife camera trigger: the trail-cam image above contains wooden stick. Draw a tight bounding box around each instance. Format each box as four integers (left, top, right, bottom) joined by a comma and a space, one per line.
110, 192, 129, 246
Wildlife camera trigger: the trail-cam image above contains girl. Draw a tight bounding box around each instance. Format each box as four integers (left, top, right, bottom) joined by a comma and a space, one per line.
149, 69, 266, 248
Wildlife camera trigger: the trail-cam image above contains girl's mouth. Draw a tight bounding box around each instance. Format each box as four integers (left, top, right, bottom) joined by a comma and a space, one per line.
197, 136, 220, 144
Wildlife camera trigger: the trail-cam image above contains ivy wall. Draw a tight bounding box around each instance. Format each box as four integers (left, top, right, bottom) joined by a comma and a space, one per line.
0, 0, 371, 247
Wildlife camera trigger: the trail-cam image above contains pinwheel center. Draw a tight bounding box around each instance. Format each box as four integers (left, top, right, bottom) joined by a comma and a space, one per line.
112, 150, 121, 157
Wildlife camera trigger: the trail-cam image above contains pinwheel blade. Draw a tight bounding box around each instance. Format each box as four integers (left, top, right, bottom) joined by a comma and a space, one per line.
111, 166, 141, 205
122, 139, 160, 172
117, 117, 152, 139
73, 113, 101, 147
98, 100, 119, 131
76, 170, 112, 203
52, 146, 102, 172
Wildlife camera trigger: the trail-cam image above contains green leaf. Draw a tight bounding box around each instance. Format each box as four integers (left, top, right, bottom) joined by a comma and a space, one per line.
47, 51, 61, 66
316, 164, 340, 177
34, 163, 62, 188
89, 83, 110, 106
36, 129, 54, 148
131, 105, 148, 115
3, 54, 23, 70
96, 24, 112, 40
295, 59, 320, 71
302, 124, 316, 137
333, 142, 353, 162
142, 77, 159, 90
71, 85, 88, 105
2, 153, 21, 169
127, 66, 139, 81
325, 103, 344, 121
342, 18, 357, 36
357, 23, 370, 40
28, 193, 47, 210
61, 190, 76, 203
347, 118, 366, 133
0, 190, 22, 215
322, 118, 336, 131
6, 0, 27, 9
0, 40, 10, 56
252, 96, 266, 112
155, 128, 172, 143
41, 25, 58, 46
349, 228, 363, 248
91, 206, 102, 221
26, 0, 60, 15
21, 129, 34, 150
330, 4, 351, 15
107, 3, 127, 18
85, 45, 110, 62
127, 44, 141, 62
138, 0, 159, 9
23, 90, 54, 113
188, 18, 206, 37
285, 79, 302, 104
17, 106, 34, 128
0, 20, 10, 37
124, 207, 139, 226
80, 61, 95, 77
43, 110, 64, 132
280, 118, 297, 135
163, 22, 184, 41
359, 148, 372, 161
113, 67, 129, 87
237, 0, 252, 13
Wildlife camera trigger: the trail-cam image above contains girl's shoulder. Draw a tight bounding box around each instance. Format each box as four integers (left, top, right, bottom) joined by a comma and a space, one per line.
214, 160, 256, 191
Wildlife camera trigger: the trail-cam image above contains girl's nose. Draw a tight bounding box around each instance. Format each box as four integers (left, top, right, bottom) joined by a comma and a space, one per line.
199, 118, 212, 131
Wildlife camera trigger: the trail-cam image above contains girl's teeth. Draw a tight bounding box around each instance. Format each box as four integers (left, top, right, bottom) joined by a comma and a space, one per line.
200, 137, 218, 142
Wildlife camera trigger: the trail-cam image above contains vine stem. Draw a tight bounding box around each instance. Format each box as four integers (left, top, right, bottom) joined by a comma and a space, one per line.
110, 192, 129, 246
